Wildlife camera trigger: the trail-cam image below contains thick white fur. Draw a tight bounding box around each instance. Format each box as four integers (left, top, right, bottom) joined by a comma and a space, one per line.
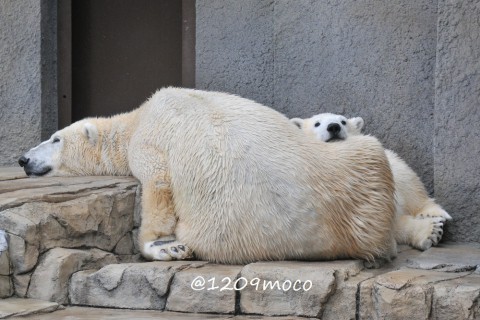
21, 88, 396, 264
292, 113, 452, 251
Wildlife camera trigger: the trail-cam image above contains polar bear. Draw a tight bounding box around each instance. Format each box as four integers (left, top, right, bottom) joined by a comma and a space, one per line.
291, 113, 451, 251
19, 88, 396, 264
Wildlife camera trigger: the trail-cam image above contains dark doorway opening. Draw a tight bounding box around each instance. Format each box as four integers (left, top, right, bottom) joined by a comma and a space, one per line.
58, 0, 195, 128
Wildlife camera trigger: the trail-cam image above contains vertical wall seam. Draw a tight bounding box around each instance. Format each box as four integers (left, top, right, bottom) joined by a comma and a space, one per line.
432, 0, 441, 198
272, 0, 276, 109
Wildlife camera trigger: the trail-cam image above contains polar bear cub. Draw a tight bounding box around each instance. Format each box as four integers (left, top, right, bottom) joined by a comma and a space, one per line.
291, 113, 452, 251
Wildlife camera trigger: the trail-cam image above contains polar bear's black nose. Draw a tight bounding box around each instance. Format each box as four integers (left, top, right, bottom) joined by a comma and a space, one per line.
18, 156, 30, 167
327, 123, 341, 134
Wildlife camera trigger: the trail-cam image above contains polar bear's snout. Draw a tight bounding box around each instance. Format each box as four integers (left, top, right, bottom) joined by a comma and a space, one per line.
326, 123, 343, 141
19, 139, 59, 177
18, 156, 29, 167
18, 153, 52, 177
327, 123, 341, 135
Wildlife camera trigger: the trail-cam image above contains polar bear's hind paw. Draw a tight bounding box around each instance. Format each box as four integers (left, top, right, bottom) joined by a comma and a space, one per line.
415, 217, 445, 251
428, 217, 444, 246
144, 240, 194, 261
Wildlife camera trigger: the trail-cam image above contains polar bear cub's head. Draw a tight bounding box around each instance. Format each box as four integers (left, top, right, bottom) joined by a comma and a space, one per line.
291, 113, 364, 142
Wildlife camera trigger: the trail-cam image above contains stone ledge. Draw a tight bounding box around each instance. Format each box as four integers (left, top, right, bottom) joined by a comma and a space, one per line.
0, 298, 60, 319
1, 170, 479, 319
65, 248, 480, 319
0, 169, 141, 300
21, 306, 313, 319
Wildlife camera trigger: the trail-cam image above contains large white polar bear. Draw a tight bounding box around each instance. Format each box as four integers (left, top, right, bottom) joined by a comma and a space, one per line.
291, 113, 452, 251
19, 88, 396, 264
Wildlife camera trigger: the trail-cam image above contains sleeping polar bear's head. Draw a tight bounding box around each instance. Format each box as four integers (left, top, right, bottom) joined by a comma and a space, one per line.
290, 113, 364, 142
18, 120, 103, 177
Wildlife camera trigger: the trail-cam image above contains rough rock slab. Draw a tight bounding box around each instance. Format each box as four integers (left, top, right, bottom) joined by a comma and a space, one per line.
370, 268, 477, 320
27, 248, 118, 304
0, 168, 26, 182
0, 251, 10, 276
12, 273, 30, 298
0, 298, 60, 319
6, 234, 38, 275
166, 264, 243, 314
431, 273, 480, 320
321, 247, 419, 320
0, 176, 138, 210
27, 306, 314, 319
70, 261, 208, 310
113, 232, 135, 255
0, 233, 11, 298
0, 176, 138, 275
406, 242, 480, 272
239, 260, 363, 317
322, 270, 377, 320
0, 275, 13, 298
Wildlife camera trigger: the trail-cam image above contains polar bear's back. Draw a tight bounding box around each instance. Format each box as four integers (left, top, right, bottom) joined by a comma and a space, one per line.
139, 89, 323, 261
136, 88, 394, 264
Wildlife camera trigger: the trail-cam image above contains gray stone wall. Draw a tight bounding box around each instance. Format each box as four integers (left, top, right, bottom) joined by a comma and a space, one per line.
434, 0, 480, 242
195, 0, 274, 107
196, 0, 480, 242
0, 0, 57, 166
196, 0, 437, 192
0, 1, 478, 242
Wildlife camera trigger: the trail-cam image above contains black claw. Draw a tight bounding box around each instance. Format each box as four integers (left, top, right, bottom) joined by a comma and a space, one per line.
178, 245, 185, 252
160, 249, 167, 254
171, 246, 178, 253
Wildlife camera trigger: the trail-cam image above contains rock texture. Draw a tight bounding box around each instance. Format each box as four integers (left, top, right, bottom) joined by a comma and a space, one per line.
29, 306, 313, 320
166, 264, 243, 314
0, 298, 59, 318
0, 175, 138, 276
66, 256, 480, 319
28, 248, 117, 304
406, 243, 480, 272
0, 171, 140, 302
240, 261, 363, 317
371, 269, 480, 320
70, 261, 207, 310
372, 269, 464, 319
0, 172, 479, 319
432, 274, 480, 320
0, 249, 12, 298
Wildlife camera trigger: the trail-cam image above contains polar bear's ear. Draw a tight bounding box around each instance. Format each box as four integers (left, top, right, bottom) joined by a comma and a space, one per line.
83, 122, 98, 145
349, 117, 364, 131
290, 118, 304, 129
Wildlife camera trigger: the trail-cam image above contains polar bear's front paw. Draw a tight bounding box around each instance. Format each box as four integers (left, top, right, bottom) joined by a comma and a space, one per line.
417, 205, 452, 221
144, 240, 194, 261
412, 217, 445, 251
